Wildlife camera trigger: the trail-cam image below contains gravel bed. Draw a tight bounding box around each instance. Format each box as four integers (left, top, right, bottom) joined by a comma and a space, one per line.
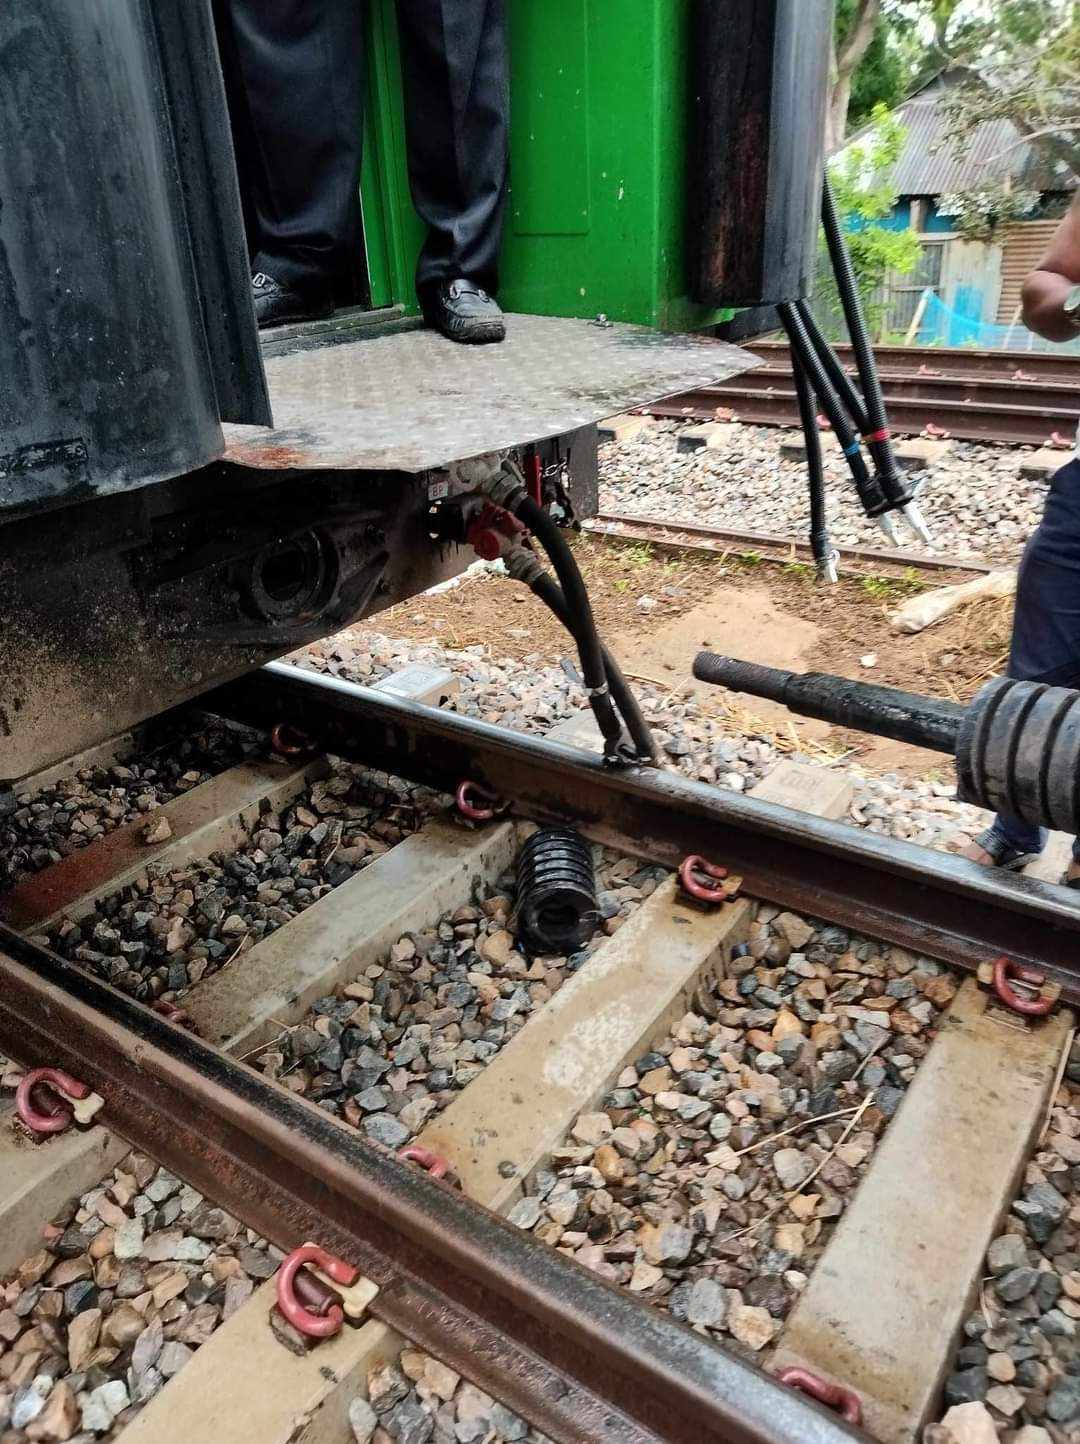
0, 1146, 280, 1441
44, 765, 438, 1007
502, 904, 958, 1360
352, 1354, 552, 1444
255, 847, 669, 1150
930, 1038, 1080, 1443
1, 726, 261, 895
599, 422, 1050, 564
299, 635, 992, 856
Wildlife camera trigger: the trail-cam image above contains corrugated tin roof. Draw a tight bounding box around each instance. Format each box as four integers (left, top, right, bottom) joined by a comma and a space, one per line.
850, 78, 1075, 198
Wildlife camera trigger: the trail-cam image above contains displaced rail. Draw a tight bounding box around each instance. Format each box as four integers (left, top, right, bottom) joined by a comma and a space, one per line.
650, 340, 1080, 446
1, 664, 1078, 1444
210, 663, 1080, 992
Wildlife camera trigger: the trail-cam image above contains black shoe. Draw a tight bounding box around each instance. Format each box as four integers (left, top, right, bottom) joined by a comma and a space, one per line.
251, 271, 334, 330
421, 279, 505, 344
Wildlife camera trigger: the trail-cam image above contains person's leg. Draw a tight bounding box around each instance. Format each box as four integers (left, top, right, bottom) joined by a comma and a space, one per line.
963, 458, 1080, 878
222, 0, 365, 309
396, 0, 509, 339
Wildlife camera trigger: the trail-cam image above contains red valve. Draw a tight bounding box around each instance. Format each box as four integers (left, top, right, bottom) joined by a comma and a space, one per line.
15, 1068, 91, 1136
991, 956, 1057, 1018
678, 855, 736, 905
465, 503, 526, 561
455, 780, 506, 822
776, 1368, 863, 1426
399, 1144, 451, 1181
276, 1244, 360, 1339
270, 723, 316, 757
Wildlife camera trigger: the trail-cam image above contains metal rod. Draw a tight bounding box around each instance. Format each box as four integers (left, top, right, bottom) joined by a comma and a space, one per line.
0, 925, 861, 1444
206, 664, 1080, 990
691, 653, 965, 754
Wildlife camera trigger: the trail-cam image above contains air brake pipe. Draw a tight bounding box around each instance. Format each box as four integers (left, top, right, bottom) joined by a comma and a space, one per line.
777, 302, 899, 545
784, 329, 839, 583
793, 301, 870, 438
821, 176, 931, 545
692, 655, 1080, 836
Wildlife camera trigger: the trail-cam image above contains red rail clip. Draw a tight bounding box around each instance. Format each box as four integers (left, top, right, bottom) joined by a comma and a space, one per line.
151, 999, 198, 1033
399, 1144, 452, 1182
15, 1068, 91, 1136
988, 956, 1060, 1018
270, 722, 317, 758
776, 1367, 863, 1426
678, 855, 738, 906
276, 1244, 360, 1339
455, 779, 507, 823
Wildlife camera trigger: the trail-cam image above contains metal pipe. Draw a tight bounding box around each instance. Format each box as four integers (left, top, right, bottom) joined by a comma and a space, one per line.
778, 301, 899, 545
205, 663, 1080, 985
691, 653, 965, 753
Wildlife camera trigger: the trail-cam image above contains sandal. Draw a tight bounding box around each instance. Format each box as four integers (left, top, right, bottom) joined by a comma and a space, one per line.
969, 828, 1040, 873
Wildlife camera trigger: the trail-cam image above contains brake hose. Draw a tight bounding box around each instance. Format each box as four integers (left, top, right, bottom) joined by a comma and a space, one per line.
786, 343, 838, 582
778, 302, 899, 544
485, 466, 636, 763
505, 548, 659, 764
795, 300, 869, 437
821, 176, 930, 544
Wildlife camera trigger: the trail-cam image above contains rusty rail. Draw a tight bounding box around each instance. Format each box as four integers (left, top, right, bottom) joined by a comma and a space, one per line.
584, 512, 994, 576
648, 341, 1080, 445
0, 923, 862, 1444
208, 663, 1080, 995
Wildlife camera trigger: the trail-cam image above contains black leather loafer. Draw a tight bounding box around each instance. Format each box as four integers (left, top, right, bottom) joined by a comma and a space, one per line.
421, 279, 506, 344
251, 271, 334, 329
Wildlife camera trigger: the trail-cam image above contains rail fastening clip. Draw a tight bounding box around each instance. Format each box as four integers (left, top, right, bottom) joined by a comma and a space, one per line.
15, 1067, 95, 1137
775, 1367, 863, 1426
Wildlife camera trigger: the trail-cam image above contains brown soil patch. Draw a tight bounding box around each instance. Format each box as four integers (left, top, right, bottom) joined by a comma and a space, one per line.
375, 535, 1013, 775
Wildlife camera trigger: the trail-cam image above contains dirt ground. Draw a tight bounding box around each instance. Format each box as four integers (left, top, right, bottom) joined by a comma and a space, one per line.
376, 534, 1014, 775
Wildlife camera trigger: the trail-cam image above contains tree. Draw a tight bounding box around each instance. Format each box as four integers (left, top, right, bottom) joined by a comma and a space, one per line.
816, 108, 923, 336
937, 1, 1080, 185
828, 0, 884, 153
880, 0, 1080, 183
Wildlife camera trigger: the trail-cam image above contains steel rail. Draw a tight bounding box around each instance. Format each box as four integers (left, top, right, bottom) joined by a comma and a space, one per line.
0, 925, 862, 1444
645, 386, 1076, 447
744, 340, 1080, 384
584, 512, 994, 576
209, 663, 1080, 993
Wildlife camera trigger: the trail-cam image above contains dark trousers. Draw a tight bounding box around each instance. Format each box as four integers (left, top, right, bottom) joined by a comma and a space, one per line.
216, 0, 509, 297
988, 456, 1080, 862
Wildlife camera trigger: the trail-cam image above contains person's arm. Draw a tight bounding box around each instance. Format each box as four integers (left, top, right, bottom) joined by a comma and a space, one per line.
1021, 191, 1080, 342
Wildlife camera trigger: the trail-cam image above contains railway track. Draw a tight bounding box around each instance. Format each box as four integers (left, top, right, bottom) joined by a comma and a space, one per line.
650, 340, 1080, 447
583, 511, 995, 576
1, 663, 1078, 1444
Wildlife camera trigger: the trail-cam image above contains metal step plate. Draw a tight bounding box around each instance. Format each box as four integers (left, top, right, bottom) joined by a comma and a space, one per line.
223, 312, 757, 473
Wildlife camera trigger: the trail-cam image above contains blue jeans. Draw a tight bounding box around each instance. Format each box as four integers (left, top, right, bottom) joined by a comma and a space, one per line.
987, 457, 1080, 863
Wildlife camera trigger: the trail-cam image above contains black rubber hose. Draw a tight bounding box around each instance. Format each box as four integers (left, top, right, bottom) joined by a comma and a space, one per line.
821, 175, 914, 510
692, 652, 965, 753
786, 335, 834, 577
511, 493, 627, 759
795, 300, 869, 436
524, 567, 659, 764
778, 303, 893, 521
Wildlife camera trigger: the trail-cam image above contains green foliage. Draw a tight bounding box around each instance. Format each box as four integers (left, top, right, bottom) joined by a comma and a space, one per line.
859, 568, 927, 600
836, 0, 908, 129
819, 107, 921, 333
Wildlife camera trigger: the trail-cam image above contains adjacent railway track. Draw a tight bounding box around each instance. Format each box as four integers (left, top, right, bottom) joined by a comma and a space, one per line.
583, 510, 995, 576
0, 662, 1077, 1444
650, 340, 1080, 446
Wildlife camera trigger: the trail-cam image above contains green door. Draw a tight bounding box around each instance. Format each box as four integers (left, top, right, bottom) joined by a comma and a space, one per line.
360, 1, 725, 330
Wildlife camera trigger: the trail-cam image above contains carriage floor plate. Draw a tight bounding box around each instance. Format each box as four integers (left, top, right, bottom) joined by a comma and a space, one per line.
223, 312, 756, 473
